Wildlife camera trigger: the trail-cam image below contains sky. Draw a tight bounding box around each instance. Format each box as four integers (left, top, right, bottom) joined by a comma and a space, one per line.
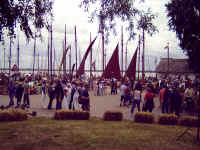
0, 0, 187, 73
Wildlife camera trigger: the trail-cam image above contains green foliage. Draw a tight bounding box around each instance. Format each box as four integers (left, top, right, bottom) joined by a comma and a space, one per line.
103, 110, 123, 121
0, 109, 28, 122
80, 0, 157, 42
0, 0, 54, 40
179, 116, 199, 127
134, 112, 154, 123
166, 0, 200, 73
158, 114, 178, 125
54, 110, 90, 120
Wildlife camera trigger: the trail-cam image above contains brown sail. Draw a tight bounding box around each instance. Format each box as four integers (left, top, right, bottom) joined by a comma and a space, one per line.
102, 44, 121, 79
124, 48, 138, 80
76, 37, 97, 76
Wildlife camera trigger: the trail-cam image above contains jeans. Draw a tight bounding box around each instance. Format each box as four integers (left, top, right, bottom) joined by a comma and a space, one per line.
131, 99, 141, 114
9, 93, 15, 105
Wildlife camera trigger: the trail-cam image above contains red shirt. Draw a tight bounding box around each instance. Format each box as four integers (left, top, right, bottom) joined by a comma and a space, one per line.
144, 92, 154, 103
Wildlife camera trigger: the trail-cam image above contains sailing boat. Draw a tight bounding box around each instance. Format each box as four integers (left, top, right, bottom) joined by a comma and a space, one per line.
124, 47, 138, 80
101, 44, 121, 79
76, 37, 97, 77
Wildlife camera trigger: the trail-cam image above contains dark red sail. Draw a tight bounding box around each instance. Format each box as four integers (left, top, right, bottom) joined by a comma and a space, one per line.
76, 37, 97, 76
102, 44, 121, 79
124, 48, 138, 79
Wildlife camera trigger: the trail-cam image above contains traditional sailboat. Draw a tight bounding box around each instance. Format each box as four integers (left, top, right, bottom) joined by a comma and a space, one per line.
124, 47, 138, 80
101, 44, 121, 79
76, 37, 97, 77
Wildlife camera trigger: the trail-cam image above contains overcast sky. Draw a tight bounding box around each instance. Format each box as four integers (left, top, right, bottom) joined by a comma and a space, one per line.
0, 0, 187, 72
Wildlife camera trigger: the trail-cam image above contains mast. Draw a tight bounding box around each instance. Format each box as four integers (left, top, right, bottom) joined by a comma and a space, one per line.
75, 26, 78, 72
3, 41, 5, 71
142, 29, 145, 81
33, 33, 36, 74
17, 34, 20, 70
79, 48, 81, 66
9, 36, 12, 75
50, 23, 53, 77
100, 0, 105, 72
47, 30, 50, 75
53, 48, 56, 74
38, 52, 40, 73
63, 24, 67, 76
90, 32, 92, 78
125, 41, 128, 71
167, 42, 169, 75
121, 26, 123, 76
101, 22, 104, 72
69, 45, 72, 75
138, 35, 141, 80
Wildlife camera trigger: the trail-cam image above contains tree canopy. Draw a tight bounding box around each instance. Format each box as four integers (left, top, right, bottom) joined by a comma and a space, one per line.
80, 0, 157, 42
166, 0, 200, 73
0, 0, 53, 41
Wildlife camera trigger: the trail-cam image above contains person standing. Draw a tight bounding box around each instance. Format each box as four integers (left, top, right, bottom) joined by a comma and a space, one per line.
184, 85, 195, 113
55, 80, 64, 110
23, 78, 30, 108
120, 81, 126, 106
41, 81, 47, 108
80, 84, 90, 111
15, 81, 24, 108
7, 78, 16, 107
130, 86, 142, 114
143, 88, 155, 112
162, 85, 170, 113
47, 81, 55, 110
69, 82, 78, 110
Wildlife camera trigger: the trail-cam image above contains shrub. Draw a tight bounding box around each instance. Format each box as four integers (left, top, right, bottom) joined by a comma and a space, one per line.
158, 114, 178, 125
0, 109, 28, 122
103, 111, 123, 121
54, 110, 90, 120
134, 112, 154, 124
179, 116, 199, 127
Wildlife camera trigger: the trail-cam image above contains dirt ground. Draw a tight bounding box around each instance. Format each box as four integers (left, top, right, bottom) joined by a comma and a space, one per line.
0, 89, 161, 120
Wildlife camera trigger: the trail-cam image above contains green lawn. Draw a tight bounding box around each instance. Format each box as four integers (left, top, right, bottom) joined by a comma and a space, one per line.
0, 117, 199, 150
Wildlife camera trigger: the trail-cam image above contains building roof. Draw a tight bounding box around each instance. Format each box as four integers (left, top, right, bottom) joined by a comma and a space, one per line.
155, 58, 193, 73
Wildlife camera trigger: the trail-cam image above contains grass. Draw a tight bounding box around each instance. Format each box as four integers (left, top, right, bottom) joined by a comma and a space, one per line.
0, 117, 199, 150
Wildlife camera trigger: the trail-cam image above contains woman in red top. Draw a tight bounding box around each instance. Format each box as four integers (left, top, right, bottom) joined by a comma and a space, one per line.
144, 88, 155, 112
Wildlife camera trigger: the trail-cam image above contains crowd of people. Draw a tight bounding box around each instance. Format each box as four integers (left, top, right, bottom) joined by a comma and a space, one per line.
4, 72, 90, 111
119, 76, 200, 117
1, 72, 200, 117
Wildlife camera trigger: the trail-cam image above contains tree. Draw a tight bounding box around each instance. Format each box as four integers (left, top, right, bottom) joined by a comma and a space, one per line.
0, 0, 54, 41
80, 0, 157, 42
166, 0, 200, 73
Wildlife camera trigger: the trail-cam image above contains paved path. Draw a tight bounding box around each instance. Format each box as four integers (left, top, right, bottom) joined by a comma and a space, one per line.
0, 89, 161, 120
